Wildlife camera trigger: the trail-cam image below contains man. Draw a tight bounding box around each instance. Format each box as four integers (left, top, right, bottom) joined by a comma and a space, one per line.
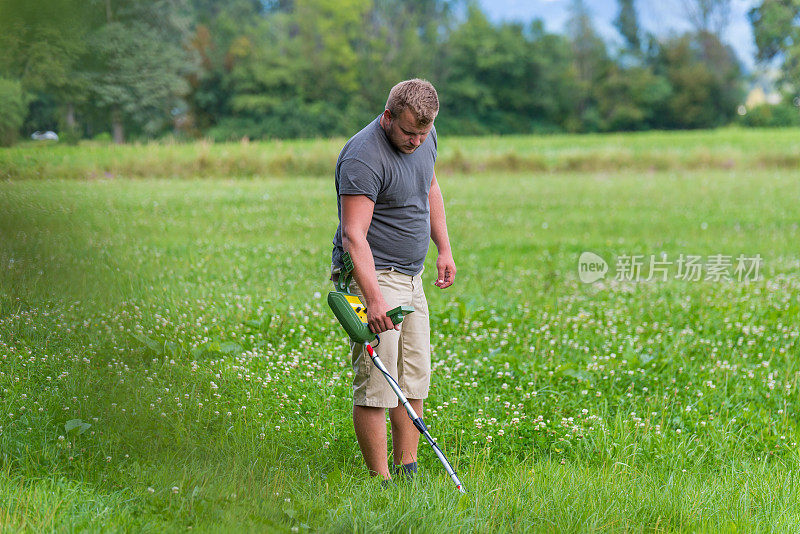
331, 79, 455, 481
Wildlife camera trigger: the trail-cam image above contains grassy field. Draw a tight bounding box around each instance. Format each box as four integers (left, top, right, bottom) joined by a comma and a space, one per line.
1, 132, 799, 532
3, 127, 800, 180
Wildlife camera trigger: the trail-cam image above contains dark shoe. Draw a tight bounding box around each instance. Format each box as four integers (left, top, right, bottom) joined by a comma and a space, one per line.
392, 462, 418, 482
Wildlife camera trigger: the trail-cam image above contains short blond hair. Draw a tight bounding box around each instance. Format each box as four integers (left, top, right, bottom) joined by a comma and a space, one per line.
385, 79, 439, 125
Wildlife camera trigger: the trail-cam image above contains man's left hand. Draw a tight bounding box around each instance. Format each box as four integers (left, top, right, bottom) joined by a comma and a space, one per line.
434, 252, 456, 289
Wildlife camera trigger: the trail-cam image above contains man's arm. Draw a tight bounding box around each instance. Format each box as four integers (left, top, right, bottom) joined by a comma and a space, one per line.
341, 194, 398, 334
429, 171, 456, 289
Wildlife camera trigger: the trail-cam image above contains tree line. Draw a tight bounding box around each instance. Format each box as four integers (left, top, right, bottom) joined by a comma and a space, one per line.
1, 0, 799, 145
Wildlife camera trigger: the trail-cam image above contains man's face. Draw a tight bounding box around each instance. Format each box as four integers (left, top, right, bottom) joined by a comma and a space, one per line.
382, 108, 434, 154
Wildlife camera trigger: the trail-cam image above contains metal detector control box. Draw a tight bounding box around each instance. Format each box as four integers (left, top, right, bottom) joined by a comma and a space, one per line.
327, 252, 414, 343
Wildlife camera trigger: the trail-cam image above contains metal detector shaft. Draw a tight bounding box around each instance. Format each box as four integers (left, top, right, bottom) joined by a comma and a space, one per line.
364, 342, 465, 493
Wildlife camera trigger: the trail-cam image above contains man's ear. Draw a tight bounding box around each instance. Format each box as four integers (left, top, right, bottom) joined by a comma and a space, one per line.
382, 109, 392, 122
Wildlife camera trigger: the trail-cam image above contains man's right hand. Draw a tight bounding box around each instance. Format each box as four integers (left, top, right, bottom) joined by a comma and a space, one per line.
366, 296, 400, 335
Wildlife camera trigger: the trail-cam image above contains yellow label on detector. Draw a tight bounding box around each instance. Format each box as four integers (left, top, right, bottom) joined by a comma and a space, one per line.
344, 295, 368, 323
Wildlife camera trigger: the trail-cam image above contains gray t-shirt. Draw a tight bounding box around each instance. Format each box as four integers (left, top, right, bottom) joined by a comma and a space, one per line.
331, 115, 437, 276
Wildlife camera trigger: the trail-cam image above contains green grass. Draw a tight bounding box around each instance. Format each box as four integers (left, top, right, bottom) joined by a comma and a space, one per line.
1, 135, 799, 531
2, 127, 800, 180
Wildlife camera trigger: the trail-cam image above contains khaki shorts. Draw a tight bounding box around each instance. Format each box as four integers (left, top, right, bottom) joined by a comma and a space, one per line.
348, 268, 430, 408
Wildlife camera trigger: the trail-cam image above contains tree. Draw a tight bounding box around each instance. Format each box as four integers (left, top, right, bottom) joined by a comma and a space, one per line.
683, 0, 732, 35
200, 0, 463, 139
615, 0, 641, 52
182, 0, 269, 134
651, 33, 742, 128
293, 0, 371, 104
749, 0, 800, 96
525, 21, 583, 131
0, 0, 92, 132
438, 7, 513, 133
565, 0, 612, 131
0, 77, 27, 146
595, 65, 670, 130
438, 8, 579, 134
355, 0, 459, 116
81, 0, 193, 142
211, 0, 375, 139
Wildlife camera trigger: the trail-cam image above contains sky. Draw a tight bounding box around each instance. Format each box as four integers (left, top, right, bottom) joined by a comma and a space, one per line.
478, 0, 759, 70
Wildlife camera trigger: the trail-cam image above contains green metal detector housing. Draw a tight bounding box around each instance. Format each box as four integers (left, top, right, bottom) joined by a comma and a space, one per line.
327, 252, 414, 343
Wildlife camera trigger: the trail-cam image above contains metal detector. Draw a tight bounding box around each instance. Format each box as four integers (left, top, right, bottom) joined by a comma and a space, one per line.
327, 252, 465, 493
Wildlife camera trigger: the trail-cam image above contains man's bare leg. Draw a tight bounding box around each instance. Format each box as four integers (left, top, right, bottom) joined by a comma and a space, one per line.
353, 405, 391, 479
389, 398, 423, 468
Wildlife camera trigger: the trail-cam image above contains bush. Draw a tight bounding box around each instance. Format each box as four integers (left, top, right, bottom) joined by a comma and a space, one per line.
59, 127, 82, 146
209, 98, 369, 141
0, 78, 27, 147
739, 103, 800, 128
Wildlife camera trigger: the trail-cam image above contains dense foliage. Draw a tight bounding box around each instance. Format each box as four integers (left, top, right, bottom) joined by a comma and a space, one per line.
0, 77, 27, 146
0, 0, 796, 143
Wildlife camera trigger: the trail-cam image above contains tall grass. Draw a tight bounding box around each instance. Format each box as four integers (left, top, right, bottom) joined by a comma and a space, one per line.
2, 127, 799, 181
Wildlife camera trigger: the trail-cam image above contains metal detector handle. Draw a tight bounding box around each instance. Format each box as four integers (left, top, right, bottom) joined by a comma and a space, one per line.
387, 305, 414, 325
374, 306, 415, 347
